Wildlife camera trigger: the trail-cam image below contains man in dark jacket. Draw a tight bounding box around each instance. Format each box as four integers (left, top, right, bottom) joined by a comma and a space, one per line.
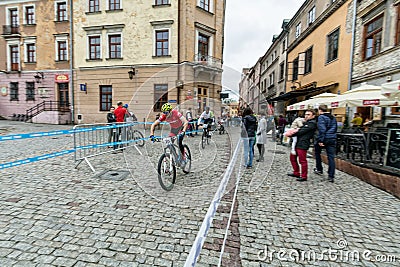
106, 106, 117, 148
287, 109, 317, 181
314, 104, 337, 182
241, 107, 258, 168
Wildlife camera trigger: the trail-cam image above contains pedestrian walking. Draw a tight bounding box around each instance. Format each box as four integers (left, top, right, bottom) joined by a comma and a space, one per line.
241, 107, 258, 169
314, 104, 337, 183
287, 109, 317, 182
256, 111, 267, 162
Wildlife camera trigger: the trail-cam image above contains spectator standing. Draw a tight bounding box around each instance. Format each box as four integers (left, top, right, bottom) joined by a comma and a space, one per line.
107, 106, 117, 148
256, 111, 267, 162
277, 115, 287, 144
287, 109, 317, 182
113, 101, 128, 150
314, 104, 337, 183
241, 107, 258, 169
289, 116, 305, 155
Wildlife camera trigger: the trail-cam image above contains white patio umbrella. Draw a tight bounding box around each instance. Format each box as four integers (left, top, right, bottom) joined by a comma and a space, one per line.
319, 83, 396, 108
286, 92, 337, 111
381, 80, 400, 99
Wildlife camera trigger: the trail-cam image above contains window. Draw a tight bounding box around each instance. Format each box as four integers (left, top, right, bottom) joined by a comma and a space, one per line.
25, 6, 35, 25
8, 8, 19, 34
57, 41, 67, 61
10, 82, 19, 101
327, 28, 339, 63
155, 0, 169, 5
279, 62, 285, 80
154, 84, 168, 112
308, 6, 316, 25
198, 33, 209, 60
26, 82, 35, 101
155, 30, 169, 56
109, 0, 121, 10
89, 0, 99, 12
295, 22, 301, 38
109, 34, 121, 58
281, 39, 286, 54
292, 57, 299, 81
304, 47, 312, 74
364, 15, 383, 59
396, 5, 400, 45
199, 0, 210, 12
56, 2, 67, 21
89, 36, 101, 59
269, 72, 275, 87
100, 85, 112, 111
26, 43, 36, 63
10, 45, 19, 71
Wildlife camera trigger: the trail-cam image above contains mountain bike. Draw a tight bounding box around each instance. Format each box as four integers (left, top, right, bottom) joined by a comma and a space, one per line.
201, 123, 212, 149
155, 136, 192, 191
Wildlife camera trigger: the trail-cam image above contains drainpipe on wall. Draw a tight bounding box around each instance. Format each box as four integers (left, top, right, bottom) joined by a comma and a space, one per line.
348, 0, 357, 92
345, 0, 358, 127
69, 0, 75, 124
177, 0, 181, 105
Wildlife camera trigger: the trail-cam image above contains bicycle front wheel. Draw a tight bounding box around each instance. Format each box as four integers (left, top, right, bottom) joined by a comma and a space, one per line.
201, 132, 206, 149
132, 130, 145, 147
157, 153, 176, 191
182, 145, 191, 174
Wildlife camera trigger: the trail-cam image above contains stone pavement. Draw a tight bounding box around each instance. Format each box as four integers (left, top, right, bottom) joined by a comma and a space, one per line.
0, 121, 399, 266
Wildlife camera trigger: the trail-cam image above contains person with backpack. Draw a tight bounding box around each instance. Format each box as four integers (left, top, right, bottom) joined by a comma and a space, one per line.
314, 104, 337, 183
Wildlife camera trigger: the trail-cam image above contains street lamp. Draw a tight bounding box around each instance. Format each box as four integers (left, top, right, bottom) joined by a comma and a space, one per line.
34, 72, 44, 83
128, 67, 136, 80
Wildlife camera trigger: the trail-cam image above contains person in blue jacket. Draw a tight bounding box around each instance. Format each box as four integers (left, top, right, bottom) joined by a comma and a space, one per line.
314, 104, 338, 183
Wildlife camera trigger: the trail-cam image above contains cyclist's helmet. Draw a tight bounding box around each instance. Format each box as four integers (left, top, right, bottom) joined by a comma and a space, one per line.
161, 103, 173, 112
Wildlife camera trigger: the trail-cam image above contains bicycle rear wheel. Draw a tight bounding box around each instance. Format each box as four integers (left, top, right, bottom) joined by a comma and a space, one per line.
182, 145, 191, 174
132, 130, 145, 147
157, 153, 176, 191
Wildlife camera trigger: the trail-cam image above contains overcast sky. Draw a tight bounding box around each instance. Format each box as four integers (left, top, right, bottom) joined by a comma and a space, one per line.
222, 0, 304, 97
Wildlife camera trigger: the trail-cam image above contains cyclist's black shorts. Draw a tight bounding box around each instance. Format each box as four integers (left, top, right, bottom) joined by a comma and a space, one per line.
203, 118, 213, 126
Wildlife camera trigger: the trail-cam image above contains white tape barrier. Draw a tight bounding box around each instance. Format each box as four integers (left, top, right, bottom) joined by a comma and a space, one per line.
184, 139, 242, 267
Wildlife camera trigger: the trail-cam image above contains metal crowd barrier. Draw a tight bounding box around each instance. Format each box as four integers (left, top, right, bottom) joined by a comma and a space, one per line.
73, 122, 146, 172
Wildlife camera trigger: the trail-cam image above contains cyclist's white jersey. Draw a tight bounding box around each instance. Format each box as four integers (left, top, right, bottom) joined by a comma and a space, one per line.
199, 111, 214, 120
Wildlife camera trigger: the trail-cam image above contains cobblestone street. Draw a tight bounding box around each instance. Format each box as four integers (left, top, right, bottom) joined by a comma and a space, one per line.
0, 121, 399, 266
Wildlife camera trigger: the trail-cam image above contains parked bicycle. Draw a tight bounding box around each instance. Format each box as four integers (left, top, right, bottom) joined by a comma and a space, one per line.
126, 126, 145, 147
153, 136, 192, 191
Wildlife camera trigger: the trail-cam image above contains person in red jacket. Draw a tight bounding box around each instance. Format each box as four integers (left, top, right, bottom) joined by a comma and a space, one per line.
113, 101, 128, 151
114, 101, 127, 123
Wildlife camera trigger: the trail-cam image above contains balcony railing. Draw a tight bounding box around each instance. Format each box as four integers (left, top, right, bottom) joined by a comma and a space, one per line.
2, 25, 20, 35
194, 54, 222, 69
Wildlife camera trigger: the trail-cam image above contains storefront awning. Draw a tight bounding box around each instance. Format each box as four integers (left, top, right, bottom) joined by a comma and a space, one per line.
267, 83, 338, 102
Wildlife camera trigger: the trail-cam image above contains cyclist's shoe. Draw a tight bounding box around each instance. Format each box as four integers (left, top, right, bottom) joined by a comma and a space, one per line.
150, 135, 156, 142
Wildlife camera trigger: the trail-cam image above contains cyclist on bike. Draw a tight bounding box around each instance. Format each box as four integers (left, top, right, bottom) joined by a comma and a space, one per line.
198, 106, 214, 137
150, 103, 189, 158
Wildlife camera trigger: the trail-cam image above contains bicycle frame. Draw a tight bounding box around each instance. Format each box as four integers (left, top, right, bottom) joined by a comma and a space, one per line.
162, 137, 184, 167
